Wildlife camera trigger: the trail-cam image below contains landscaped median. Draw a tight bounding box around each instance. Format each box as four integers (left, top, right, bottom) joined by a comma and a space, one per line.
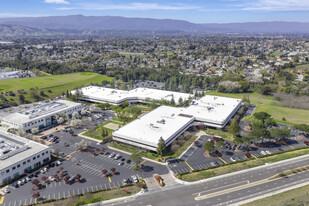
178, 146, 309, 182
36, 184, 141, 206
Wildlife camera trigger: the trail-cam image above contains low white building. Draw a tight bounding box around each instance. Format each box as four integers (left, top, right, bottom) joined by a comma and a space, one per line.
113, 95, 242, 151
74, 86, 192, 105
0, 130, 50, 184
1, 100, 82, 132
113, 106, 195, 151
183, 95, 242, 128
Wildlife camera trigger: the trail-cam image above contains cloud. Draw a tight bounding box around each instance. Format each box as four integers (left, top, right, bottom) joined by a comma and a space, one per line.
45, 0, 69, 4
241, 0, 309, 11
57, 2, 200, 11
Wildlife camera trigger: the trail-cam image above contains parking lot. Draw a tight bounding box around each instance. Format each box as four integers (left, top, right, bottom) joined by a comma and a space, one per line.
2, 111, 168, 206
169, 132, 308, 175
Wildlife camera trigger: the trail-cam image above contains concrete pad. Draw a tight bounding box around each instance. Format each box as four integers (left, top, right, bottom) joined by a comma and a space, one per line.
104, 123, 120, 130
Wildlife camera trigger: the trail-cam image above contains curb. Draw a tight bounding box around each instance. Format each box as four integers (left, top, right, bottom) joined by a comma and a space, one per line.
174, 153, 309, 185
107, 145, 167, 166
78, 132, 102, 143
85, 189, 144, 206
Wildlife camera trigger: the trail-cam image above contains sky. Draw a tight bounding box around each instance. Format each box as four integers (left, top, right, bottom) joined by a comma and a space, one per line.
0, 0, 309, 23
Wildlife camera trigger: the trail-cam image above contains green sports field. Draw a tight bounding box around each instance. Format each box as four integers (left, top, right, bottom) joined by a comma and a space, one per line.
205, 91, 309, 125
0, 72, 112, 103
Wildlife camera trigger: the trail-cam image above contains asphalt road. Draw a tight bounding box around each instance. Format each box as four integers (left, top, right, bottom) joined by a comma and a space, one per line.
105, 154, 309, 206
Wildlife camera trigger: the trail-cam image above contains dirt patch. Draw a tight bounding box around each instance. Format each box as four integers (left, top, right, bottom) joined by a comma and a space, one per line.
104, 122, 120, 130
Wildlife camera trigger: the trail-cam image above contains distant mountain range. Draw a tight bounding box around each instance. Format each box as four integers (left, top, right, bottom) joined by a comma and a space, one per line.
0, 15, 309, 36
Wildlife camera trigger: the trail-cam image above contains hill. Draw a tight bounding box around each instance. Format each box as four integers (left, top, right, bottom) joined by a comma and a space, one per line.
0, 15, 309, 35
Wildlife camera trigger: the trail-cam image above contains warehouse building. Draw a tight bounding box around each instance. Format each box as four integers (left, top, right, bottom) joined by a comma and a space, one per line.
1, 100, 82, 132
0, 130, 50, 184
74, 86, 192, 105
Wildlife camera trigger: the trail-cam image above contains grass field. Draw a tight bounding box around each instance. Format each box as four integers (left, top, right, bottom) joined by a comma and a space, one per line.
205, 91, 309, 125
295, 63, 309, 71
119, 52, 144, 57
0, 72, 112, 103
83, 120, 121, 140
242, 184, 309, 206
271, 52, 284, 57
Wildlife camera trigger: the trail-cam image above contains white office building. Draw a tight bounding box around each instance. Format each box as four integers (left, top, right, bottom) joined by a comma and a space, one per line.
74, 86, 192, 105
1, 100, 82, 132
113, 95, 242, 151
0, 130, 50, 184
113, 106, 195, 151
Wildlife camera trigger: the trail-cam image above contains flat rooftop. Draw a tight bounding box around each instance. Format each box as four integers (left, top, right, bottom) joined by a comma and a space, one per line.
77, 86, 192, 104
0, 130, 49, 169
1, 100, 81, 125
113, 106, 194, 148
183, 95, 242, 125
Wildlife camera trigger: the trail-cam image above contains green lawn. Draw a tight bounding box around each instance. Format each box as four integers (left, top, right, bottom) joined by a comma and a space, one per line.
205, 128, 234, 141
242, 184, 309, 206
83, 120, 121, 141
0, 72, 112, 103
181, 147, 309, 182
119, 52, 144, 58
205, 91, 309, 125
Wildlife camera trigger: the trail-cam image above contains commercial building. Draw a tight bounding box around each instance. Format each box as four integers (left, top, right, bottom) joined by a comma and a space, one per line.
113, 106, 195, 151
0, 130, 50, 184
113, 95, 242, 151
1, 100, 82, 132
183, 95, 242, 128
74, 86, 192, 105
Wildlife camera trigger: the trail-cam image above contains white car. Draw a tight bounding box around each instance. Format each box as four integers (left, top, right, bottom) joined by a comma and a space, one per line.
132, 175, 139, 183
56, 160, 62, 165
266, 150, 271, 154
2, 188, 10, 194
118, 162, 124, 166
230, 157, 236, 162
261, 151, 266, 155
210, 162, 216, 166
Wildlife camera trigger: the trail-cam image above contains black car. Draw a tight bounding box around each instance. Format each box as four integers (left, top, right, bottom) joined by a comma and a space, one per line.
126, 159, 131, 164
49, 162, 55, 167
49, 134, 54, 138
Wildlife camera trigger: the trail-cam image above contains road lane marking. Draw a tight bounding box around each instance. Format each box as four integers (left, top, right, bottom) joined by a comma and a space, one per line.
218, 157, 227, 164
108, 176, 112, 183
185, 161, 194, 171
0, 196, 5, 204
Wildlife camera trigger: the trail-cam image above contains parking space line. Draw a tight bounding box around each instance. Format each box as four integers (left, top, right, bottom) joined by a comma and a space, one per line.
251, 153, 257, 159
140, 159, 147, 165
185, 161, 193, 170
218, 157, 227, 164
108, 176, 112, 183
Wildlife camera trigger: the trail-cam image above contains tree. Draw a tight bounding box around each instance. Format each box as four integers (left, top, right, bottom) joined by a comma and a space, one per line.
120, 83, 128, 90
157, 137, 166, 156
72, 111, 81, 120
130, 153, 142, 166
270, 128, 291, 142
233, 137, 243, 145
242, 116, 262, 127
178, 97, 183, 107
18, 94, 25, 104
253, 112, 271, 123
215, 141, 225, 152
203, 142, 215, 155
228, 118, 240, 137
265, 118, 276, 127
170, 97, 176, 106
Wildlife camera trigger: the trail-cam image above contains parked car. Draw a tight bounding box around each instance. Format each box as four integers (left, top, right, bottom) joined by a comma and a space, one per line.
12, 182, 18, 188
266, 150, 271, 154
40, 136, 47, 140
2, 188, 10, 194
118, 162, 124, 166
126, 160, 131, 164
109, 153, 115, 158
114, 153, 120, 160
132, 175, 139, 183
123, 179, 128, 185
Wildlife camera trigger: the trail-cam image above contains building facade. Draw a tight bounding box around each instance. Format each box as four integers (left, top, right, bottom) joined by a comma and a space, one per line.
0, 131, 50, 184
